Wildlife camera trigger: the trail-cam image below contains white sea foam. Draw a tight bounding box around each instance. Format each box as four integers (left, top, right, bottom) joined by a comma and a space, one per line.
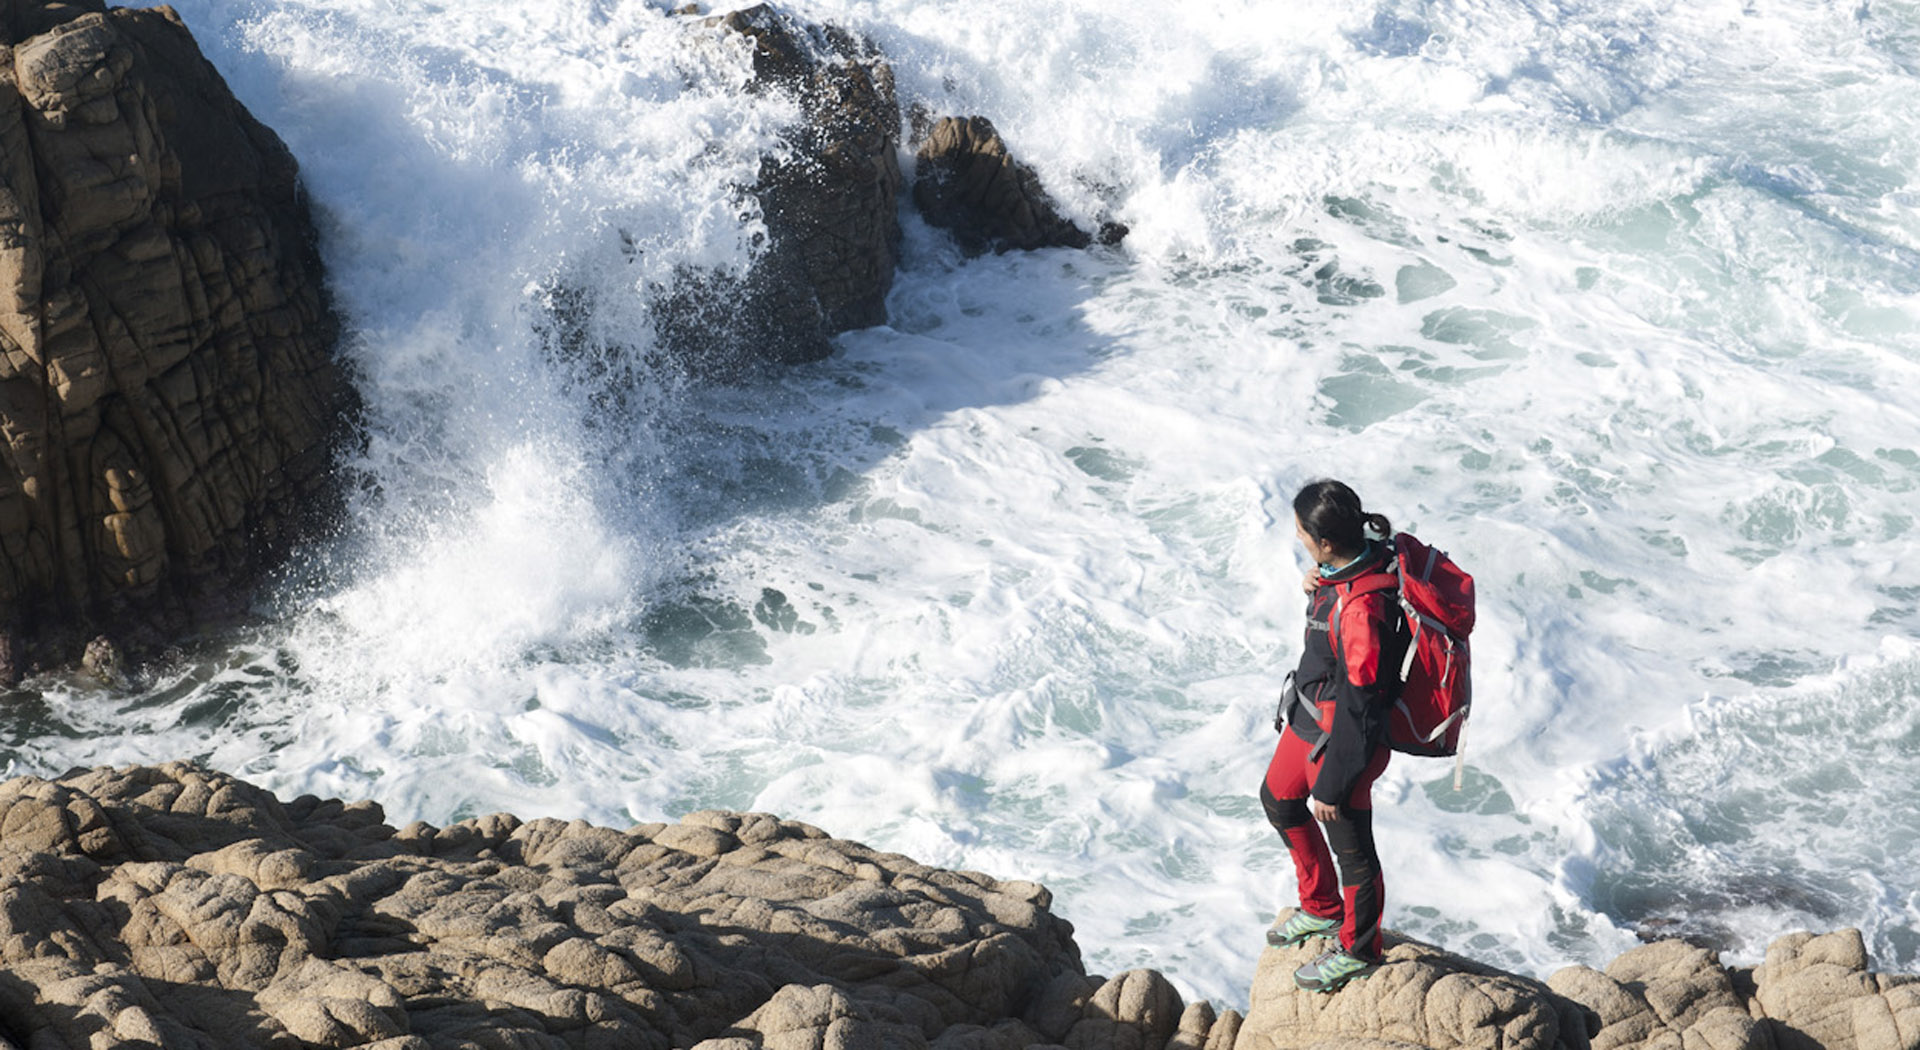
4, 0, 1919, 1009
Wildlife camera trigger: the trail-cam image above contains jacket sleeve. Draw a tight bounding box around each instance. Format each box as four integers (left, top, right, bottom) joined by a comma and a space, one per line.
1310, 589, 1393, 807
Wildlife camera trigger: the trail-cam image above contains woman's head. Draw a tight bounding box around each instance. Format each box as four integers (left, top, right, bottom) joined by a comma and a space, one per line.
1292, 479, 1392, 560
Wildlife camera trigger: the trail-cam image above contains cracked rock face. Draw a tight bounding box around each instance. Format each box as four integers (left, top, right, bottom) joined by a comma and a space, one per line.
1738, 930, 1919, 1050
5, 766, 1908, 1050
1548, 939, 1769, 1050
0, 0, 350, 665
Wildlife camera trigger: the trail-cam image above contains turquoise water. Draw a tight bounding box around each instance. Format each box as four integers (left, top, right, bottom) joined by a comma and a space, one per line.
5, 0, 1919, 1007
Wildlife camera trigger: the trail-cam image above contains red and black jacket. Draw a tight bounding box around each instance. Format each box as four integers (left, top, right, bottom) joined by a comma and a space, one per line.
1282, 544, 1410, 806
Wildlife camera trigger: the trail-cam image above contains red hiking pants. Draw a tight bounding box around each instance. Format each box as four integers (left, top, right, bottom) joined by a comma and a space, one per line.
1261, 726, 1389, 958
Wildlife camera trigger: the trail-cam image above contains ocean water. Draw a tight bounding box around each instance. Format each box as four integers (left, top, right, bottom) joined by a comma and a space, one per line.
6, 0, 1920, 1008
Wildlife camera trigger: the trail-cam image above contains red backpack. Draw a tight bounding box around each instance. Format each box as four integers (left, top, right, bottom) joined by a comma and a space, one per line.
1331, 533, 1475, 764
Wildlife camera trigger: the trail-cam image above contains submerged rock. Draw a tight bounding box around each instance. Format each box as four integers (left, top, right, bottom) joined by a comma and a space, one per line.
0, 0, 351, 673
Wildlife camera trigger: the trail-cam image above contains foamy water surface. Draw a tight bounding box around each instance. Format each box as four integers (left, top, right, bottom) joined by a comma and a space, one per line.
5, 0, 1920, 1007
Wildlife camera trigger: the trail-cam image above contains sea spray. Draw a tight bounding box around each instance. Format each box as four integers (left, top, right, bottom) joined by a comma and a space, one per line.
2, 0, 1917, 1008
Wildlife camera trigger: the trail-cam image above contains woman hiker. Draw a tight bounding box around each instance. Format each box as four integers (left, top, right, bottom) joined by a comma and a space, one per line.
1261, 478, 1410, 993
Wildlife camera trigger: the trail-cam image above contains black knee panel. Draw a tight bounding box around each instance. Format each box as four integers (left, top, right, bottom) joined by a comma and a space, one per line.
1260, 780, 1312, 830
1324, 809, 1380, 887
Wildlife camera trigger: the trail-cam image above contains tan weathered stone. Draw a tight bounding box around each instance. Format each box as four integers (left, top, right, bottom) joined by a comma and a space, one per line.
1168, 999, 1220, 1050
0, 0, 349, 673
1206, 1007, 1244, 1050
1543, 940, 1766, 1050
7, 764, 1910, 1050
1066, 969, 1184, 1050
1750, 930, 1920, 1050
0, 763, 1094, 1049
1548, 940, 1771, 1050
1240, 910, 1596, 1050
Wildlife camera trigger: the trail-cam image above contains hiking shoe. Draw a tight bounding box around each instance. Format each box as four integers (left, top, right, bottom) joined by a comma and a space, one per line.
1266, 911, 1340, 948
1293, 946, 1378, 993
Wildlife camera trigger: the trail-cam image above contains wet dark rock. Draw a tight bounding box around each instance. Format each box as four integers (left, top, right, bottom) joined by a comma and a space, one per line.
641, 7, 1127, 376
77, 633, 121, 686
911, 115, 1125, 256
0, 626, 17, 688
656, 3, 902, 374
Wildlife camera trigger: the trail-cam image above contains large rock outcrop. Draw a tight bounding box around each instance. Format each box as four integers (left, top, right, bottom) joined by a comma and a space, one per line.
0, 0, 350, 671
652, 7, 1127, 374
656, 4, 902, 372
0, 762, 1248, 1050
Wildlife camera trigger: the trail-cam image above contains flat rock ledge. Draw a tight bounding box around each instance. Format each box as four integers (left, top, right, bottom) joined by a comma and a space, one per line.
0, 766, 1914, 1050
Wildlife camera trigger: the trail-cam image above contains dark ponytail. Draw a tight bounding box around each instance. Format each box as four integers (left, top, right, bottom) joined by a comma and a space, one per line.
1293, 479, 1392, 553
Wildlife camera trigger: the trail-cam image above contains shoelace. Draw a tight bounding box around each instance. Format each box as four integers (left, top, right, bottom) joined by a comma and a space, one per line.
1281, 914, 1334, 936
1309, 947, 1366, 972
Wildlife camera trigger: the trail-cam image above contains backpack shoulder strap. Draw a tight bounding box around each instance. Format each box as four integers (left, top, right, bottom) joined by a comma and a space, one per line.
1329, 563, 1401, 655
1331, 561, 1398, 620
